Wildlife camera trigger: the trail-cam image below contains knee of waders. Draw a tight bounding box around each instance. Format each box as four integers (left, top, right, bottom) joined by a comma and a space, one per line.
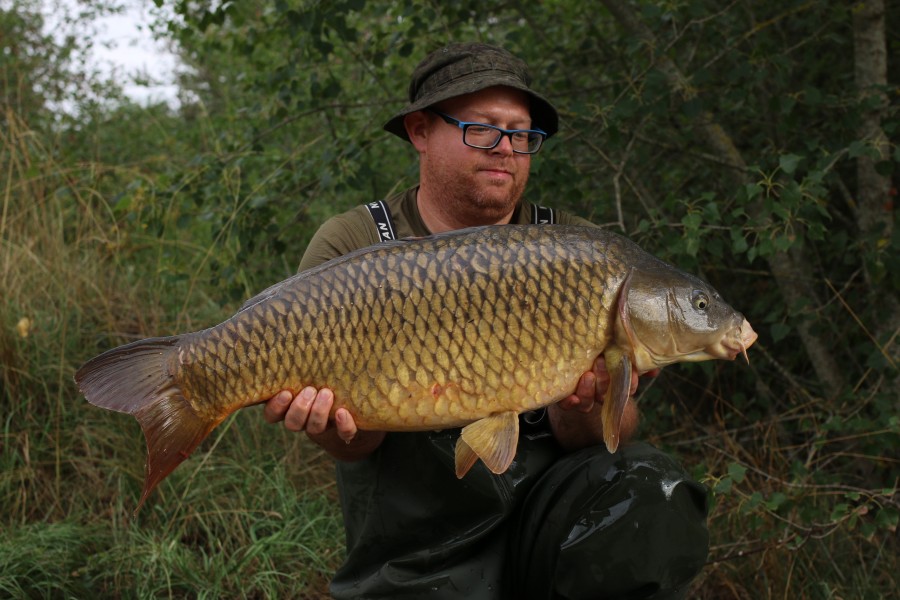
508, 442, 709, 599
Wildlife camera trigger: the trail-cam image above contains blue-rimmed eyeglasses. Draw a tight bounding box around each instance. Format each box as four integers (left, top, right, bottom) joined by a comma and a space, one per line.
428, 109, 547, 154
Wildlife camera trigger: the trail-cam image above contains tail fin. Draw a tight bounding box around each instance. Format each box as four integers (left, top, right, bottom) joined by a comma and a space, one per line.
75, 336, 222, 514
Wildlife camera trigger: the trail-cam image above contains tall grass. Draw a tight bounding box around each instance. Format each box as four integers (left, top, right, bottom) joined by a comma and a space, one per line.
0, 110, 343, 599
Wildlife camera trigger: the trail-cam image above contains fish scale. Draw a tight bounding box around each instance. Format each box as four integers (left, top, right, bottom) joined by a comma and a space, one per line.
75, 224, 757, 512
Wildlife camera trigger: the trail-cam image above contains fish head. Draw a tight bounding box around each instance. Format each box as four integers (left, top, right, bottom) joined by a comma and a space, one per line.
616, 266, 758, 373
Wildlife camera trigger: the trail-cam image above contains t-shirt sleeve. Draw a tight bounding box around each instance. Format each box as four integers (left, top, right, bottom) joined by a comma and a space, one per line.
298, 208, 380, 271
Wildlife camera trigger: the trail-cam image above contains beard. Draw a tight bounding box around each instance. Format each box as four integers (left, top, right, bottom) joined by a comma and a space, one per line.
425, 156, 530, 227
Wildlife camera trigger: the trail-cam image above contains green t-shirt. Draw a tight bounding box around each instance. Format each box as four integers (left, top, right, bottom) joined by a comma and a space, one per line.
298, 185, 593, 271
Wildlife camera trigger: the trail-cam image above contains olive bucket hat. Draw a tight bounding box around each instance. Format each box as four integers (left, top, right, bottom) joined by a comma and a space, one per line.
383, 42, 559, 141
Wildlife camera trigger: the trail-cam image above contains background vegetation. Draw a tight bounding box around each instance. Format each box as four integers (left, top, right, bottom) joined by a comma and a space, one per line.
1, 0, 897, 597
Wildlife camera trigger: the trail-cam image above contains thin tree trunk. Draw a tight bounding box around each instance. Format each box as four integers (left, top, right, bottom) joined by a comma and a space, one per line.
852, 0, 899, 382
852, 0, 892, 239
600, 0, 846, 392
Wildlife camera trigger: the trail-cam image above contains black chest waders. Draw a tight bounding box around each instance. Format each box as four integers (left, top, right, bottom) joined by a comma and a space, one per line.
331, 202, 709, 599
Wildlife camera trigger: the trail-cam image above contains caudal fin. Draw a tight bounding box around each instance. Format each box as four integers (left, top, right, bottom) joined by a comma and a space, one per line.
75, 336, 222, 514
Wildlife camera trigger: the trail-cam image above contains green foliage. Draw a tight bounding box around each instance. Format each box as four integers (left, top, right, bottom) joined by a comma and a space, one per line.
2, 0, 897, 597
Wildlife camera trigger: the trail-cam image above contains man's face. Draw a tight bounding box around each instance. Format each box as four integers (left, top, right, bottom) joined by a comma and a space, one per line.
416, 86, 534, 225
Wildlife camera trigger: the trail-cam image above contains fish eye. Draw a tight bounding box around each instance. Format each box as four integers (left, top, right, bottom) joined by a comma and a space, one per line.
692, 290, 709, 310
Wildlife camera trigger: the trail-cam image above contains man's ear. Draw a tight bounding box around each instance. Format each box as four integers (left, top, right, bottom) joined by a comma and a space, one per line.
404, 111, 431, 152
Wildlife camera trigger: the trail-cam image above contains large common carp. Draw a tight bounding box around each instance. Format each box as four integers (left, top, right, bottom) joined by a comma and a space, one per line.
76, 225, 757, 511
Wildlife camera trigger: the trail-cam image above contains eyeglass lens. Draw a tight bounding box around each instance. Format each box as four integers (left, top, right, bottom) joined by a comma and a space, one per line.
464, 125, 542, 153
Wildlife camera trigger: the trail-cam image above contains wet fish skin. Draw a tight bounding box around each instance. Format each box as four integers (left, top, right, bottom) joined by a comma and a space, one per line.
75, 225, 756, 512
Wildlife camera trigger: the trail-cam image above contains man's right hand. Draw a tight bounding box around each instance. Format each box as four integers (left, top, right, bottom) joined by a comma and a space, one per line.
263, 387, 385, 460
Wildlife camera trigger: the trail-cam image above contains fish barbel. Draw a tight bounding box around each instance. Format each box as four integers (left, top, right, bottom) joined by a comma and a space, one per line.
75, 225, 757, 511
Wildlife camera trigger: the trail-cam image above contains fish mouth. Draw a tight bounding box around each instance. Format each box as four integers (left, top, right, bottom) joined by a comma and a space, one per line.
720, 319, 758, 363
633, 318, 759, 368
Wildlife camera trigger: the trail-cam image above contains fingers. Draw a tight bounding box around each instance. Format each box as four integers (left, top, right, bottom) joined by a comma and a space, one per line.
559, 370, 597, 413
574, 369, 596, 403
592, 355, 611, 397
334, 408, 358, 443
594, 354, 644, 397
558, 355, 645, 413
263, 390, 294, 424
284, 387, 333, 434
264, 387, 351, 438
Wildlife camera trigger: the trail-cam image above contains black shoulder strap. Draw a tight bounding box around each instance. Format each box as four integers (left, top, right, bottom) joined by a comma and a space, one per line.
531, 203, 556, 225
365, 200, 397, 242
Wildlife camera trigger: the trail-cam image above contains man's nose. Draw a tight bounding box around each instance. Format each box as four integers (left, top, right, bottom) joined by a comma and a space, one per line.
489, 133, 515, 155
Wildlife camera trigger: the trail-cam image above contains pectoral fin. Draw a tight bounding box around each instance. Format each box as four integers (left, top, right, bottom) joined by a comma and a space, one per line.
455, 411, 519, 478
602, 347, 632, 454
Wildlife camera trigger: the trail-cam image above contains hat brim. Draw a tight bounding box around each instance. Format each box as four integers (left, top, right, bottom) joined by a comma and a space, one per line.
383, 77, 559, 141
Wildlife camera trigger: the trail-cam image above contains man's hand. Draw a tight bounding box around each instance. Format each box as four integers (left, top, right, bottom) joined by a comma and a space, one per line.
264, 387, 355, 440
557, 355, 640, 412
549, 356, 657, 452
263, 387, 385, 460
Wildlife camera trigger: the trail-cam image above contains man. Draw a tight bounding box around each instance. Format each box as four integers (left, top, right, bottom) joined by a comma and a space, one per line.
264, 43, 709, 599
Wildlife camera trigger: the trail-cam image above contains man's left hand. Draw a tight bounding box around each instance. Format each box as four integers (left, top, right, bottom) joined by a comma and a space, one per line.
558, 355, 648, 412
549, 355, 659, 451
